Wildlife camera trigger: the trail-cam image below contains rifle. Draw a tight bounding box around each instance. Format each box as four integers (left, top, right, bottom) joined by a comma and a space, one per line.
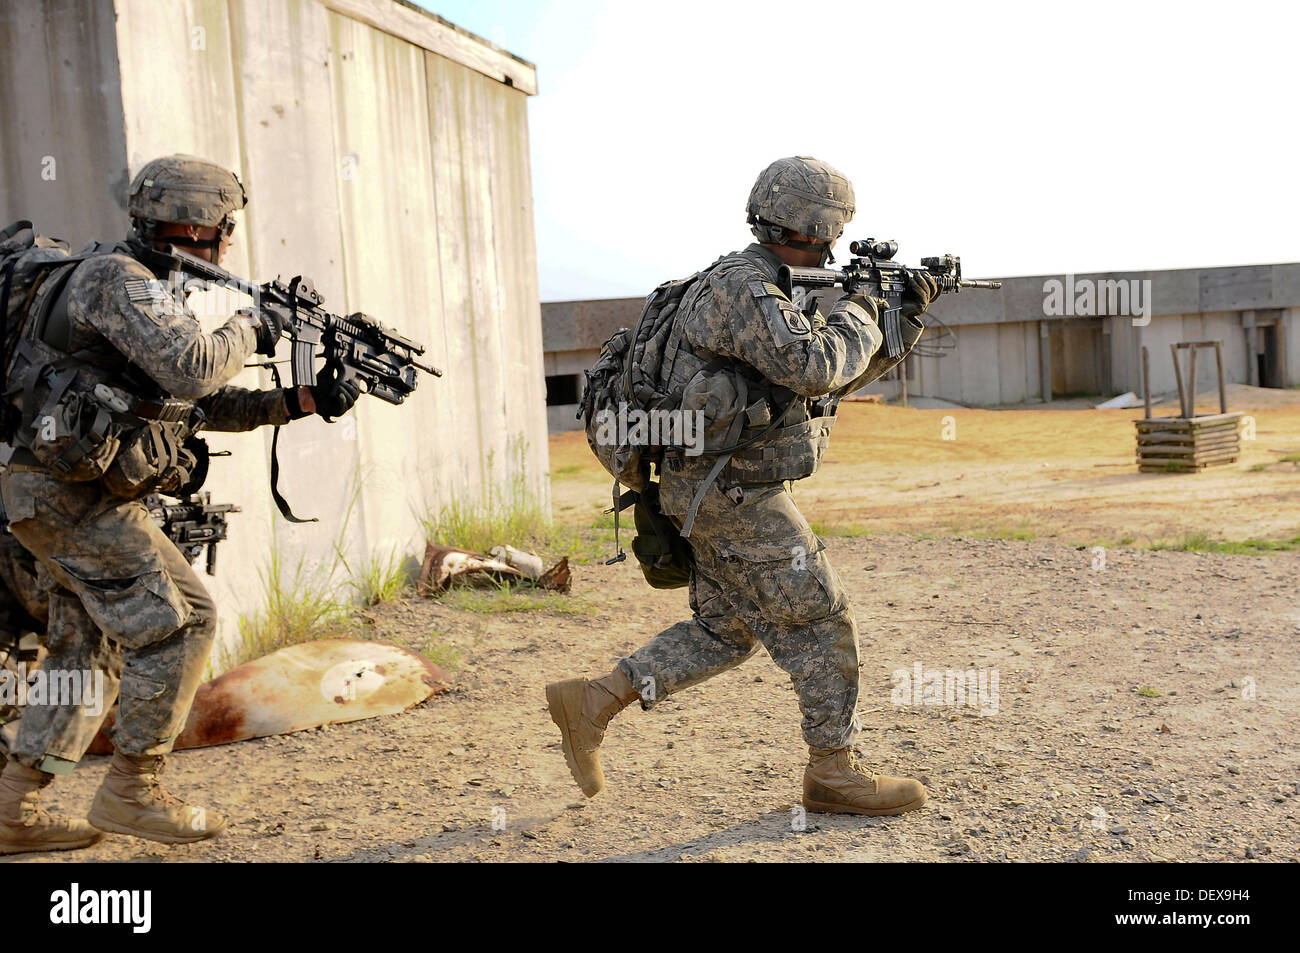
134, 243, 443, 402
777, 239, 1003, 361
132, 243, 442, 520
146, 491, 239, 577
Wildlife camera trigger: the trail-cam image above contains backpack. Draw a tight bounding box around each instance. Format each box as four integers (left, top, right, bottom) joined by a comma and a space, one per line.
1, 222, 82, 437
579, 274, 699, 491
576, 274, 702, 584
0, 220, 132, 479
578, 268, 800, 586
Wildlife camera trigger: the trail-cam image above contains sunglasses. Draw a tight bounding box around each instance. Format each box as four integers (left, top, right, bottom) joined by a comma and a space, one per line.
167, 217, 237, 249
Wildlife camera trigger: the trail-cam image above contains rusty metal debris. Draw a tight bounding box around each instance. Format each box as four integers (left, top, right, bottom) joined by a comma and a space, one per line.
417, 543, 571, 595
88, 639, 450, 753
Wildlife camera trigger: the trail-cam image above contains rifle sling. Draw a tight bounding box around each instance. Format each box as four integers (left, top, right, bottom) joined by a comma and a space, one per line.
264, 361, 317, 524
680, 375, 748, 539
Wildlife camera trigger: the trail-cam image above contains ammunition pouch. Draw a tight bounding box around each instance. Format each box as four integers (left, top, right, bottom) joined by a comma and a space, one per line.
726, 409, 838, 483
18, 366, 124, 482
630, 481, 693, 590
101, 420, 198, 499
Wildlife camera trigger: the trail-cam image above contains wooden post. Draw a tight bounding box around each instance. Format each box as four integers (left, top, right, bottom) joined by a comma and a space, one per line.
1213, 340, 1228, 413
1141, 345, 1152, 419
1243, 311, 1259, 387
1040, 321, 1052, 403
1170, 342, 1188, 418
1187, 345, 1198, 418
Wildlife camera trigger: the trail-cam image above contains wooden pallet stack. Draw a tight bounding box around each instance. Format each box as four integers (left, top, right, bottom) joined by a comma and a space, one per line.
1136, 413, 1242, 472
1136, 341, 1242, 473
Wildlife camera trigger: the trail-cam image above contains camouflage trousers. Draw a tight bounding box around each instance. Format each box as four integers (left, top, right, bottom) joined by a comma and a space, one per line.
619, 476, 860, 750
0, 533, 48, 752
0, 470, 216, 767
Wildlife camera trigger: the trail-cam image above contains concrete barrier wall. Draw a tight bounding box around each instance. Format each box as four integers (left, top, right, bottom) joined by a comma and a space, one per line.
1, 0, 548, 661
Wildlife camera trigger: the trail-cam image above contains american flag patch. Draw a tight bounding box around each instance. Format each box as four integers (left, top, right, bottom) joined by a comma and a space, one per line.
123, 277, 164, 303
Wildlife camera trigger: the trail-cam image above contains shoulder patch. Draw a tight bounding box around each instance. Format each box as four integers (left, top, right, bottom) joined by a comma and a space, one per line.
122, 275, 183, 325
123, 277, 164, 304
744, 279, 812, 347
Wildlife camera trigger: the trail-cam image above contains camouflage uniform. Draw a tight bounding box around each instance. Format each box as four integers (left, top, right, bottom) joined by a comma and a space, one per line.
549, 157, 931, 814
0, 249, 284, 769
0, 529, 46, 751
618, 242, 885, 750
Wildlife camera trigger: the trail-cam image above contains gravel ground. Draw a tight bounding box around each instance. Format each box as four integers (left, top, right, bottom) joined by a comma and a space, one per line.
10, 534, 1297, 864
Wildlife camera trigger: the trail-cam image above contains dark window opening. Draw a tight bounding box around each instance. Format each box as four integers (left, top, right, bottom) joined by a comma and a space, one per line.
1258, 325, 1281, 388
546, 374, 580, 405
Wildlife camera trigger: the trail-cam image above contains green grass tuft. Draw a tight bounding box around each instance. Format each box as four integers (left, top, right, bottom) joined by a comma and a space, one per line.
222, 547, 354, 672
417, 436, 579, 557
439, 580, 595, 616
418, 630, 464, 672
1150, 532, 1300, 555
811, 521, 871, 537
337, 545, 409, 607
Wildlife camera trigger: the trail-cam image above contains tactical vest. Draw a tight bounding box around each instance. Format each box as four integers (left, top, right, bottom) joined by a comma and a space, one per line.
0, 229, 199, 496
656, 247, 840, 488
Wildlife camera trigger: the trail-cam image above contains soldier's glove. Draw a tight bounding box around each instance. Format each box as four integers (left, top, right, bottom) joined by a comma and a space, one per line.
238, 306, 291, 357
901, 271, 941, 318
840, 293, 888, 322
308, 363, 362, 421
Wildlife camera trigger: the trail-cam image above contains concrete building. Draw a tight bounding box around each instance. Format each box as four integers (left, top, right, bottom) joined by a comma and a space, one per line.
1, 0, 546, 657
542, 263, 1300, 427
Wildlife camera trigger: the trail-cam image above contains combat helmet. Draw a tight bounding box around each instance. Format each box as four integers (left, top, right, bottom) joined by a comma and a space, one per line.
127, 154, 247, 249
746, 156, 855, 261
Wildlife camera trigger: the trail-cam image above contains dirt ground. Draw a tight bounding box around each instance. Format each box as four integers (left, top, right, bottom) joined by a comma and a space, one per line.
551, 384, 1300, 544
7, 392, 1299, 864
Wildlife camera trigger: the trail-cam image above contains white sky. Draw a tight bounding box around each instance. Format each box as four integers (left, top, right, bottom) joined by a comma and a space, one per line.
416, 0, 1300, 302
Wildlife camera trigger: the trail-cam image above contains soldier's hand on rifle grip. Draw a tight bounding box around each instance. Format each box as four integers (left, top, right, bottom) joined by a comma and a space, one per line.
309, 361, 362, 421
844, 292, 889, 322
238, 306, 291, 357
902, 271, 940, 318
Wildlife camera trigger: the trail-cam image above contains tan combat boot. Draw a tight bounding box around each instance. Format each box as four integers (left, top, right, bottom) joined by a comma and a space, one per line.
545, 668, 640, 797
0, 760, 104, 855
87, 752, 227, 844
803, 747, 927, 816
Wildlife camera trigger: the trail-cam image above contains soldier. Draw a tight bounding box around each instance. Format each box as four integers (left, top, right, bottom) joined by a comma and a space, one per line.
0, 154, 359, 855
547, 157, 939, 816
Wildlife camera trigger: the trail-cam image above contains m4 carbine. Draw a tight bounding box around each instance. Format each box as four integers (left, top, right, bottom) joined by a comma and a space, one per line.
777, 239, 1002, 360
138, 244, 442, 402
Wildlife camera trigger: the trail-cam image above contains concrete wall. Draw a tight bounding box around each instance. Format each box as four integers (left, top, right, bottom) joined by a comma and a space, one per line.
0, 0, 130, 242
1, 0, 547, 661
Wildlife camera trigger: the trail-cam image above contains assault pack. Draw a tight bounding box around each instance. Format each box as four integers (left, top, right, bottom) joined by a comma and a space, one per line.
0, 220, 198, 493
578, 274, 700, 588
578, 267, 802, 588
